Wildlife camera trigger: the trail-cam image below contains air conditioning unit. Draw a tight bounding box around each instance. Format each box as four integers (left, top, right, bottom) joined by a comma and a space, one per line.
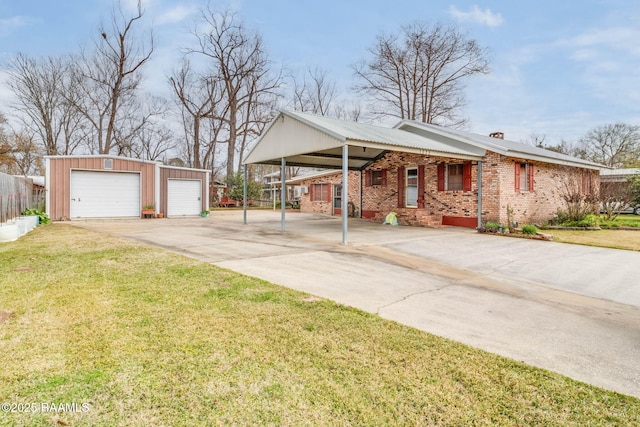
300, 185, 308, 194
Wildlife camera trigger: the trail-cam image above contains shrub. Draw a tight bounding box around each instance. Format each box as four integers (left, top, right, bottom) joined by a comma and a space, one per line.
484, 221, 501, 232
21, 208, 51, 224
521, 224, 538, 235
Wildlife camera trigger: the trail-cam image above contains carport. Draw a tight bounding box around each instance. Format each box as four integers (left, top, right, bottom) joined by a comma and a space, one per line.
242, 110, 485, 244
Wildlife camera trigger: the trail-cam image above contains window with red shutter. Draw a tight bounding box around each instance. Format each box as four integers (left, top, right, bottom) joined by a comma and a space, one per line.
417, 165, 425, 208
397, 166, 405, 207
515, 162, 533, 192
437, 163, 445, 191
463, 162, 472, 191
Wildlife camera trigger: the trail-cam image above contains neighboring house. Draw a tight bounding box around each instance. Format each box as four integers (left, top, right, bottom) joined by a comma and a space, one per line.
245, 111, 602, 228
600, 168, 640, 214
45, 155, 210, 220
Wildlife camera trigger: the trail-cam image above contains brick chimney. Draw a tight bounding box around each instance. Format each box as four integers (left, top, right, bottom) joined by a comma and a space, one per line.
489, 131, 504, 139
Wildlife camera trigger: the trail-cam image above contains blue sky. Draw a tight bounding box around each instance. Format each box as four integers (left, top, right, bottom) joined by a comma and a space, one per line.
1, 0, 639, 145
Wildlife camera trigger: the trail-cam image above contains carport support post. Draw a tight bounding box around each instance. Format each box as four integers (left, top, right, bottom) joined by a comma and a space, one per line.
342, 144, 348, 245
243, 166, 248, 224
477, 161, 483, 229
281, 157, 286, 232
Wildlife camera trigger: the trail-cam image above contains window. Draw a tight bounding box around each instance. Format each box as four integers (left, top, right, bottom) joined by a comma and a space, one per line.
447, 164, 463, 191
371, 170, 384, 186
582, 171, 593, 195
438, 162, 472, 192
366, 169, 387, 186
406, 167, 418, 207
515, 163, 534, 192
311, 183, 329, 202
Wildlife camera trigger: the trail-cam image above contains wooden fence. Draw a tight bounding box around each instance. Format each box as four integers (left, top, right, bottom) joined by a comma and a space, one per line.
0, 172, 33, 223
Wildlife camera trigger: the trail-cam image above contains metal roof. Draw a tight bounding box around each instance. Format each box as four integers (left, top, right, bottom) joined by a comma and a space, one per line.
396, 120, 604, 170
244, 110, 484, 169
244, 110, 604, 171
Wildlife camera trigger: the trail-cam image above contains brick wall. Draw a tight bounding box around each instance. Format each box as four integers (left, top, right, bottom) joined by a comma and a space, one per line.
296, 150, 599, 228
298, 171, 360, 215
492, 156, 599, 225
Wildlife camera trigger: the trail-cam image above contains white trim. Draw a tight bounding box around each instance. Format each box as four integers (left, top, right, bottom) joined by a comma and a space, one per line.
167, 178, 203, 217
45, 157, 51, 217
69, 169, 142, 218
405, 166, 418, 208
154, 163, 161, 214
159, 164, 211, 173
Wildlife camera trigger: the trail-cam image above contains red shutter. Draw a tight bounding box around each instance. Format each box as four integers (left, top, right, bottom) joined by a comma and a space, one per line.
463, 162, 472, 192
309, 184, 314, 201
514, 163, 521, 192
382, 169, 387, 187
417, 165, 425, 208
365, 170, 371, 187
397, 166, 405, 207
581, 172, 586, 194
437, 163, 445, 191
327, 183, 332, 202
528, 164, 534, 191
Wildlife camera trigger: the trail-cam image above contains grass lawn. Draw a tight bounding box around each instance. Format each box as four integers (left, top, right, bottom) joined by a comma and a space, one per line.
1, 225, 639, 426
549, 229, 640, 251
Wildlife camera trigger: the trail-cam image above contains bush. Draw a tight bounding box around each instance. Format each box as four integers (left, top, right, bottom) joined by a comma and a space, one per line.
562, 213, 600, 228
484, 221, 501, 232
521, 224, 538, 235
21, 208, 51, 224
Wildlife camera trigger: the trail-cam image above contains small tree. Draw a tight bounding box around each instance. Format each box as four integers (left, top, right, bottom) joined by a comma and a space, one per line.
559, 171, 598, 222
225, 171, 262, 202
599, 180, 634, 220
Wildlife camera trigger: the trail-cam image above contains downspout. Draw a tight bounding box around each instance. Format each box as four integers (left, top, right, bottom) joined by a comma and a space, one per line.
477, 161, 483, 230
45, 157, 51, 218
342, 144, 348, 245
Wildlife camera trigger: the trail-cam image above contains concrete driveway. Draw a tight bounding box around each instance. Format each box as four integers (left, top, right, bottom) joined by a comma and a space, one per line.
76, 210, 640, 398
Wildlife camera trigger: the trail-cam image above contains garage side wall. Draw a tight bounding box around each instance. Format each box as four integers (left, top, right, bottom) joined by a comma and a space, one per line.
159, 167, 209, 216
47, 157, 156, 220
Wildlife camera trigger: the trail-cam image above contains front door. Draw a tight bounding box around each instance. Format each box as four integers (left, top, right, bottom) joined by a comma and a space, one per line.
333, 184, 342, 215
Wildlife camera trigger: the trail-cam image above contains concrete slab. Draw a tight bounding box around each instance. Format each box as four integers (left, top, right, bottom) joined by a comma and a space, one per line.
75, 210, 640, 398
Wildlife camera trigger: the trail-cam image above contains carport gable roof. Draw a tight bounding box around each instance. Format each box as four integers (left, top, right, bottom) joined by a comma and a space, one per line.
244, 110, 485, 170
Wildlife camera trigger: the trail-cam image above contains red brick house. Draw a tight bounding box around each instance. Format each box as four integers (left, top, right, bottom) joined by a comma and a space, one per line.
245, 111, 601, 231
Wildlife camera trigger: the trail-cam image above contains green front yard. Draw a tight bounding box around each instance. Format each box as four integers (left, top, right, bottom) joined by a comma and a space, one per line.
1, 224, 639, 426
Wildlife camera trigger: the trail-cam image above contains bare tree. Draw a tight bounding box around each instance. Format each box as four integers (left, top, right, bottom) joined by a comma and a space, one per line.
5, 54, 82, 155
291, 67, 337, 116
66, 0, 153, 154
0, 113, 12, 172
189, 8, 282, 180
169, 61, 226, 169
353, 22, 490, 126
599, 180, 634, 220
9, 130, 43, 176
578, 123, 640, 168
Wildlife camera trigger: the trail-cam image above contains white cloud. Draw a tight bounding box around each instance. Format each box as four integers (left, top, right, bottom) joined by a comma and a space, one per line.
156, 5, 197, 25
448, 5, 504, 28
561, 27, 640, 58
0, 16, 29, 37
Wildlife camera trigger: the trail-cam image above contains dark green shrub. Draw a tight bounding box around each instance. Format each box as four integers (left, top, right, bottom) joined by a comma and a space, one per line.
521, 224, 538, 235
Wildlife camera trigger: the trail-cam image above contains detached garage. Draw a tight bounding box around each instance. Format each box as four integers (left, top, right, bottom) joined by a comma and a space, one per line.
46, 156, 209, 220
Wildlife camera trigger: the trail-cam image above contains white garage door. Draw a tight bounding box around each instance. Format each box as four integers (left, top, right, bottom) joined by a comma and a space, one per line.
167, 179, 202, 217
70, 171, 140, 218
